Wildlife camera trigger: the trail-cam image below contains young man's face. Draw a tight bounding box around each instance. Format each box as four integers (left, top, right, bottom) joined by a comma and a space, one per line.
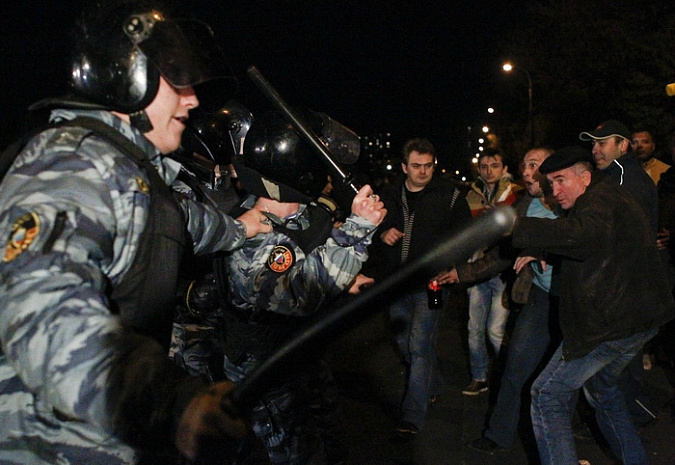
631, 131, 656, 162
402, 151, 435, 190
478, 155, 504, 186
144, 77, 199, 154
521, 149, 549, 197
546, 165, 591, 210
591, 137, 626, 170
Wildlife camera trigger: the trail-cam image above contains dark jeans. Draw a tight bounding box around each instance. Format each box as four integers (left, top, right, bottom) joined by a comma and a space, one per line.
484, 285, 560, 448
531, 328, 658, 465
389, 290, 444, 429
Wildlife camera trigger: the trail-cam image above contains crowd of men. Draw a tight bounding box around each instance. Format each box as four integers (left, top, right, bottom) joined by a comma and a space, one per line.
1, 1, 675, 465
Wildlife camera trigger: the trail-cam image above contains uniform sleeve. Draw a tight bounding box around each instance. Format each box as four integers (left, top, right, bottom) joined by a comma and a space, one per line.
180, 197, 246, 255
259, 215, 377, 317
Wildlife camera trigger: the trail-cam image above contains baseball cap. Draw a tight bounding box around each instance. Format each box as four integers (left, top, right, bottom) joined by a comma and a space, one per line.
578, 120, 631, 141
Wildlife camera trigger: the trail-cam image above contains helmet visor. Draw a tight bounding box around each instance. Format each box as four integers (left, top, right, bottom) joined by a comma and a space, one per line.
139, 18, 236, 90
317, 113, 360, 164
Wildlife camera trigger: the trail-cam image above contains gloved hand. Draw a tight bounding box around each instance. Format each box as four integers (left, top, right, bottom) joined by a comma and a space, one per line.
175, 381, 247, 464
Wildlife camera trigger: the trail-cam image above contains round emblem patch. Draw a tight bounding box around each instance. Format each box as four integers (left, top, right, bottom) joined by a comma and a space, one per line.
266, 243, 296, 273
3, 212, 40, 263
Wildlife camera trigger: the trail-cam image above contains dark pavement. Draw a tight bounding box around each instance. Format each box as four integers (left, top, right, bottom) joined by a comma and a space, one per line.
319, 288, 675, 465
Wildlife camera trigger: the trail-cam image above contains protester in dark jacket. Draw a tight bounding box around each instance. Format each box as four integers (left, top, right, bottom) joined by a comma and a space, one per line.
512, 146, 675, 464
373, 138, 471, 439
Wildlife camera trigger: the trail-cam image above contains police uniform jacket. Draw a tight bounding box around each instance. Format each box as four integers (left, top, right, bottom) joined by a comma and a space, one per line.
0, 109, 248, 464
222, 210, 377, 370
513, 177, 675, 360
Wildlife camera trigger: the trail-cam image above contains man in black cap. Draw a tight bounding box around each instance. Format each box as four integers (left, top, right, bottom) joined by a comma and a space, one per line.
511, 146, 675, 464
579, 119, 658, 234
581, 120, 661, 426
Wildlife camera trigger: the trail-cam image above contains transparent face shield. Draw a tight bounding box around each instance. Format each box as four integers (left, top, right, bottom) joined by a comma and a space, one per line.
134, 15, 238, 107
316, 112, 361, 165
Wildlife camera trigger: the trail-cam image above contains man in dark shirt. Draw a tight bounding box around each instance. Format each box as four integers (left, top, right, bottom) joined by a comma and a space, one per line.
376, 138, 471, 438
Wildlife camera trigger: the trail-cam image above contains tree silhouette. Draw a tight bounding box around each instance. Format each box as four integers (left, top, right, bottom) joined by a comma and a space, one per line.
499, 0, 675, 154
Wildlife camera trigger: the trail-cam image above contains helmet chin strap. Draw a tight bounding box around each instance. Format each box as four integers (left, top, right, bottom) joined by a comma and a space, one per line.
130, 110, 153, 133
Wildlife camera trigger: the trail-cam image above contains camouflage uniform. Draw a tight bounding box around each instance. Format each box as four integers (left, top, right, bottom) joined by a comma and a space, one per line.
0, 109, 247, 464
221, 208, 376, 464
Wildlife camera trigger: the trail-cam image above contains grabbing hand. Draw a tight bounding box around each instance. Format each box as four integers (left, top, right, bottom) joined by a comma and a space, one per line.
348, 273, 375, 294
175, 381, 247, 464
237, 207, 273, 238
351, 185, 386, 226
435, 268, 459, 285
513, 255, 546, 274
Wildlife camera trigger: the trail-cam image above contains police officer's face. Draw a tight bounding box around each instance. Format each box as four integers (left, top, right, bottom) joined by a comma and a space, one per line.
144, 77, 199, 154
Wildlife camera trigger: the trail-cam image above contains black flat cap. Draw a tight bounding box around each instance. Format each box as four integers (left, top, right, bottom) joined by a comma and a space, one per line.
579, 120, 631, 141
539, 146, 593, 175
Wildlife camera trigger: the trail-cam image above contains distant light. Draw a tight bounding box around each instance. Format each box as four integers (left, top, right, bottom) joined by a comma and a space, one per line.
478, 146, 484, 152
455, 170, 459, 175
503, 63, 513, 72
461, 176, 467, 181
472, 158, 478, 164
441, 169, 446, 174
482, 126, 489, 133
478, 138, 484, 144
487, 107, 495, 113
475, 153, 480, 157
386, 164, 392, 171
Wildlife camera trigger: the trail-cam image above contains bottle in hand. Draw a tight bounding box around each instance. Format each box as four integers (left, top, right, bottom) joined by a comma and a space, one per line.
427, 279, 443, 309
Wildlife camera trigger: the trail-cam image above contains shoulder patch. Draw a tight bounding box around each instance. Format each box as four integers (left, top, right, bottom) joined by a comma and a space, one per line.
266, 243, 296, 273
3, 212, 40, 262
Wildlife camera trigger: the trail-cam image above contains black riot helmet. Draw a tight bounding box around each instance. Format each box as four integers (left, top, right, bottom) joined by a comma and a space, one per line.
70, 0, 237, 115
186, 101, 255, 166
237, 109, 361, 203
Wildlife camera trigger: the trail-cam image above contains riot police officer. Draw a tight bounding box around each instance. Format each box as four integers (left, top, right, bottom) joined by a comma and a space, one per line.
219, 110, 385, 464
0, 1, 271, 463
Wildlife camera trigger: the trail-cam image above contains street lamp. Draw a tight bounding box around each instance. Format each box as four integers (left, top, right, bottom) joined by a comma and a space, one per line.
502, 62, 533, 147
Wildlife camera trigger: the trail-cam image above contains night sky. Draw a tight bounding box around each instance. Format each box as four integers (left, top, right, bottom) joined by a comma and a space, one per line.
1, 1, 522, 168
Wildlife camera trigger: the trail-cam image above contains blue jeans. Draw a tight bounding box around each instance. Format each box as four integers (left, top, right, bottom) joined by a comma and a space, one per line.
467, 275, 510, 381
389, 290, 444, 429
531, 328, 658, 465
485, 285, 560, 448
